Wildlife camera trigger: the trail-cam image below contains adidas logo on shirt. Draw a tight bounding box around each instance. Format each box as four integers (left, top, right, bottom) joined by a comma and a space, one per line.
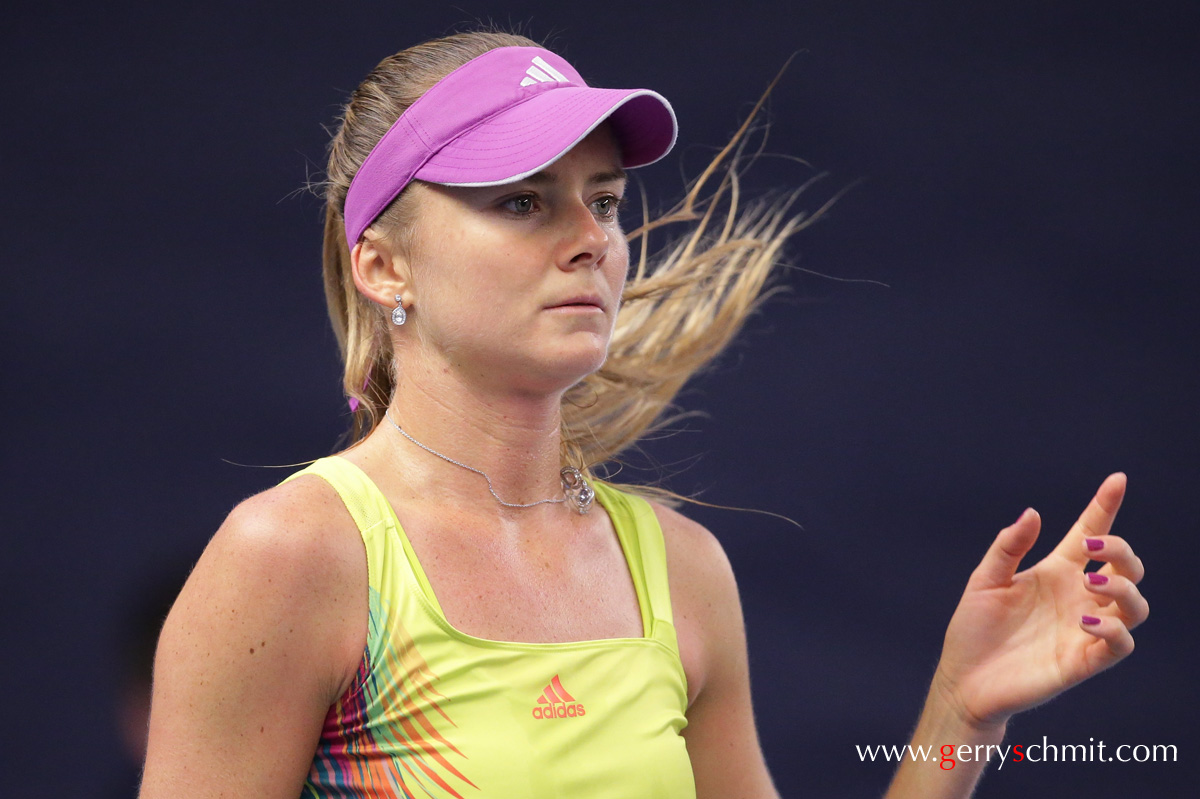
531, 674, 586, 719
519, 56, 570, 87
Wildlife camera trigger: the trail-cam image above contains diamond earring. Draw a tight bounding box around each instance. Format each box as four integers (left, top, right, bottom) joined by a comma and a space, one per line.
391, 294, 407, 326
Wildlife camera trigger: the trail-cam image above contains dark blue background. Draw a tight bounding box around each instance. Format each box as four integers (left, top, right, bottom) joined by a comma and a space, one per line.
3, 1, 1196, 795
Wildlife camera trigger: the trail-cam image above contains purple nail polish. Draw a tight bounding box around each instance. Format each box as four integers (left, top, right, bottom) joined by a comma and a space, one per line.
1082, 615, 1102, 626
1086, 538, 1105, 552
1087, 573, 1109, 585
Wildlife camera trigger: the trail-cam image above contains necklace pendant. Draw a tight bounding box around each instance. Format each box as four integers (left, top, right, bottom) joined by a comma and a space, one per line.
560, 467, 595, 515
573, 480, 596, 514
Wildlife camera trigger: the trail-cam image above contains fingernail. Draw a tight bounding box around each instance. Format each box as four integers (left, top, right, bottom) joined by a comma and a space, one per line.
1087, 573, 1109, 585
1013, 508, 1030, 525
1082, 616, 1102, 625
1086, 538, 1105, 551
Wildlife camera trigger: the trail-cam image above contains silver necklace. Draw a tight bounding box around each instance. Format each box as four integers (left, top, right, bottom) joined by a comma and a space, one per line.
384, 411, 595, 514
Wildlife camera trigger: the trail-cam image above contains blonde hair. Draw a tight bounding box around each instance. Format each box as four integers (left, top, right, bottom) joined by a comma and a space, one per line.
321, 30, 823, 496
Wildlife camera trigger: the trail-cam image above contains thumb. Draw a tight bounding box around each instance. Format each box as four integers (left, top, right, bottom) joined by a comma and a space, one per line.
969, 508, 1042, 589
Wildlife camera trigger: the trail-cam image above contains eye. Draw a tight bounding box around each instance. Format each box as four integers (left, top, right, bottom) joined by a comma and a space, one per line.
592, 195, 623, 220
502, 194, 537, 215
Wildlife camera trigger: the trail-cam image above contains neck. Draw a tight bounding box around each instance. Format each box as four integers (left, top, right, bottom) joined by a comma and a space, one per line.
362, 353, 576, 514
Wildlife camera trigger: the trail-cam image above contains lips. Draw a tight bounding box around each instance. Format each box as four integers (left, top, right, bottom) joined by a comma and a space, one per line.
547, 294, 604, 310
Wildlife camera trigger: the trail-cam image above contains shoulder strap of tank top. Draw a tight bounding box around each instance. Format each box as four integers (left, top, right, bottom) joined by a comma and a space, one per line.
593, 482, 680, 654
281, 456, 445, 615
280, 456, 388, 534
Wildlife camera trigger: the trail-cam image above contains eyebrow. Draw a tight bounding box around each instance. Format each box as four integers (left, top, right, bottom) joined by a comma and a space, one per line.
523, 166, 628, 186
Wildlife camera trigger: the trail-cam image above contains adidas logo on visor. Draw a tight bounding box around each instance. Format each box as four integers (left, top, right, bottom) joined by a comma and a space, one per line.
520, 55, 570, 87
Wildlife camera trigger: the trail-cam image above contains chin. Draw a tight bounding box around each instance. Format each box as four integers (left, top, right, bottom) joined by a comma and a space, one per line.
518, 343, 611, 394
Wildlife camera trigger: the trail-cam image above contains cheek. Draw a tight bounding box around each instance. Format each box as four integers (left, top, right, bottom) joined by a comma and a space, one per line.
606, 231, 630, 293
411, 240, 530, 336
416, 271, 496, 338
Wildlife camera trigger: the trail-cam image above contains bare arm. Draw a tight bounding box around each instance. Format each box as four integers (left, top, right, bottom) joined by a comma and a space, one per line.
655, 503, 781, 799
139, 477, 366, 799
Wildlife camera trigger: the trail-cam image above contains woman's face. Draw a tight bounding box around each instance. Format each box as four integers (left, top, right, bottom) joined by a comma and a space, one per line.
399, 125, 629, 395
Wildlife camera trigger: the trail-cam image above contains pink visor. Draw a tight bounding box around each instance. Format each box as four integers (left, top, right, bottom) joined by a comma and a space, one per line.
342, 46, 678, 244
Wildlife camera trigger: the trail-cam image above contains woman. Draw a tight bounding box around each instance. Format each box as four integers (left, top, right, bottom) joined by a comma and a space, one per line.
139, 31, 1148, 798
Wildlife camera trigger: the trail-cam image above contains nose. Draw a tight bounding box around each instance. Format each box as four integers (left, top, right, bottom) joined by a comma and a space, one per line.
558, 202, 609, 270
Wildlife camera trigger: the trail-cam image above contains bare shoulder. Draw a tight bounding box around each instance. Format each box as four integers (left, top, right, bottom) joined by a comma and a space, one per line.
183, 475, 365, 640
210, 473, 363, 580
646, 499, 740, 606
142, 473, 367, 797
189, 470, 364, 629
160, 472, 367, 692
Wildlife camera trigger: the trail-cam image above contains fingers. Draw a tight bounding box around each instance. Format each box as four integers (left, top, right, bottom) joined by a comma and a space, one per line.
1053, 472, 1128, 564
1078, 520, 1148, 672
1079, 614, 1135, 664
969, 507, 1042, 589
1082, 570, 1150, 630
1085, 534, 1146, 584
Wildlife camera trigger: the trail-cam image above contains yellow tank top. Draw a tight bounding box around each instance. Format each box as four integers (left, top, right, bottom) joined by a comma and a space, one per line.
284, 456, 696, 798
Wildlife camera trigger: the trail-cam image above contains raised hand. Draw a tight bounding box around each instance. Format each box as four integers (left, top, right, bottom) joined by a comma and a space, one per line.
931, 473, 1148, 728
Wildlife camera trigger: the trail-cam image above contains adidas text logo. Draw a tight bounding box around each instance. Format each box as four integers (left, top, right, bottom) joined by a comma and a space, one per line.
520, 56, 570, 87
532, 674, 586, 719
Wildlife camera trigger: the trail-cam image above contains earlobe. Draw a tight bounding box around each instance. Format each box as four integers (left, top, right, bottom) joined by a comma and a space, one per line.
350, 236, 413, 311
